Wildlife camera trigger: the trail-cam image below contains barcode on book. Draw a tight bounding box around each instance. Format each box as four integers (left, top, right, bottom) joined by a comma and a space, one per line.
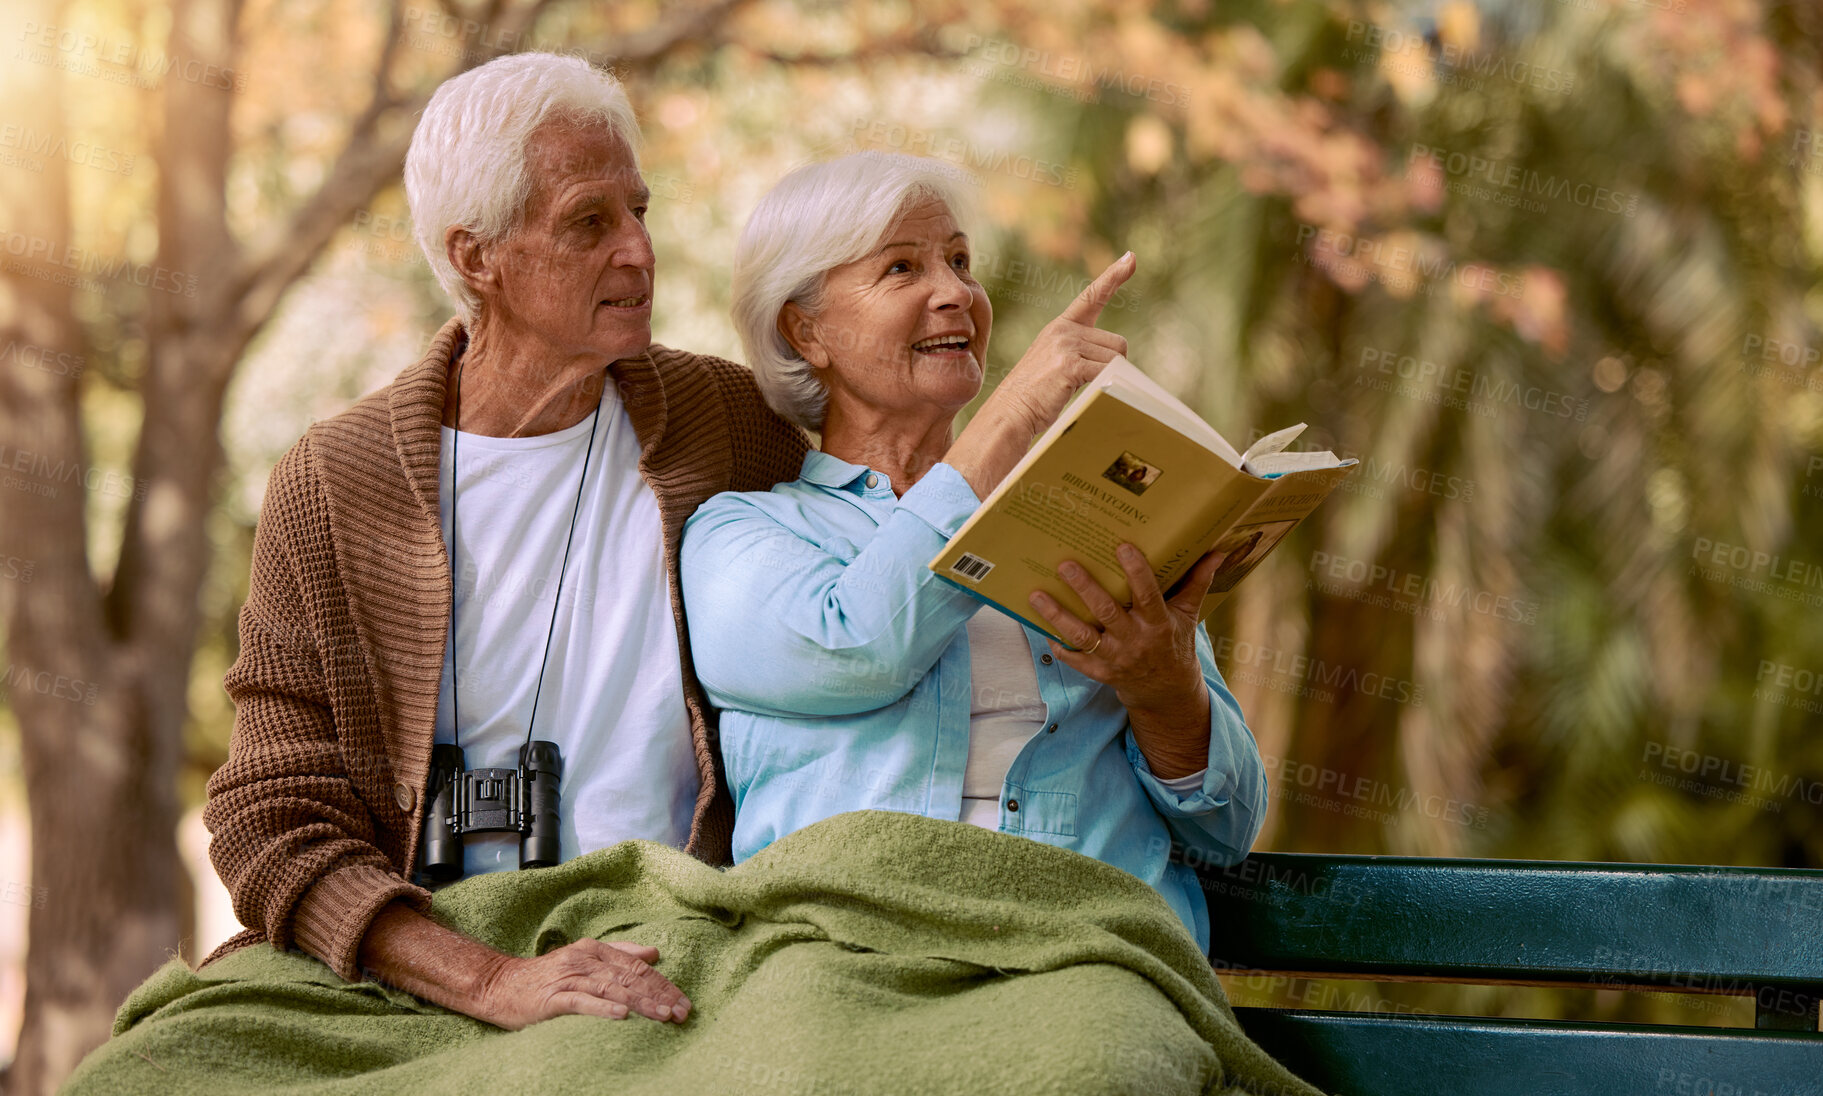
950, 553, 995, 581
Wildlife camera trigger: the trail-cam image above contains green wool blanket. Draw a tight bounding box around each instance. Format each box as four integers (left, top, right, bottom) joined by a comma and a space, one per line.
66, 811, 1325, 1096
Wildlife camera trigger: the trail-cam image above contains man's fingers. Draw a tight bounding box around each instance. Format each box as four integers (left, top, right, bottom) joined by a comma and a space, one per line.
582, 939, 690, 1017
1057, 251, 1135, 329
548, 989, 632, 1022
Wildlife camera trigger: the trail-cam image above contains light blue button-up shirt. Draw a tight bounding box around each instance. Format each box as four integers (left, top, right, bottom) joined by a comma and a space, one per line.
679, 450, 1268, 952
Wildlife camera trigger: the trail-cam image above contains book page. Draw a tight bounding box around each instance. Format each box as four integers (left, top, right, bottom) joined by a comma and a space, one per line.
933, 389, 1262, 640
1096, 355, 1245, 467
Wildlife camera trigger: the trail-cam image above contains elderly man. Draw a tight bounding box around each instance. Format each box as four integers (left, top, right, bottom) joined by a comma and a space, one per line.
194, 52, 805, 1027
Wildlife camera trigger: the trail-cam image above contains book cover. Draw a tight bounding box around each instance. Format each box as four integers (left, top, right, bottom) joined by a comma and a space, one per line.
929, 356, 1354, 644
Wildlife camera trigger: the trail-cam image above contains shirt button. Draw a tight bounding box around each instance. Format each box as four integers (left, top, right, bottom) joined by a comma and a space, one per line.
1006, 799, 1019, 812
394, 782, 415, 813
1046, 723, 1058, 734
1040, 654, 1053, 665
864, 473, 879, 489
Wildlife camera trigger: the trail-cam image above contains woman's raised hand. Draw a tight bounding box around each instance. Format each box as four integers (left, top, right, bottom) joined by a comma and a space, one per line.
945, 252, 1136, 501
993, 252, 1136, 437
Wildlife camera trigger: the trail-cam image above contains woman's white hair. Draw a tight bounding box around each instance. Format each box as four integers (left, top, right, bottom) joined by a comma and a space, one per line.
732, 151, 978, 432
404, 53, 642, 322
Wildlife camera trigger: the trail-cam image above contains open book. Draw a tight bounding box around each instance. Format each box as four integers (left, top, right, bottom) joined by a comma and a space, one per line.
929, 355, 1356, 645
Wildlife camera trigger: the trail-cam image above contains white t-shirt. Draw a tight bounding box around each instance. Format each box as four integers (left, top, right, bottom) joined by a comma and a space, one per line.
432, 382, 698, 877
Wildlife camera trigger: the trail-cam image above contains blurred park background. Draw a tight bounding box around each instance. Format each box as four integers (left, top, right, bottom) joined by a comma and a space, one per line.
2, 0, 1821, 1089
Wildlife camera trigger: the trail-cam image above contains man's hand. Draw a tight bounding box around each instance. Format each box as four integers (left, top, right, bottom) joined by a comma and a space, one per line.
474, 937, 692, 1029
357, 901, 691, 1029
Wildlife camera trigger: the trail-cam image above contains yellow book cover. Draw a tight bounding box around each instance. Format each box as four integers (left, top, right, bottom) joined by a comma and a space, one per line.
929, 356, 1355, 644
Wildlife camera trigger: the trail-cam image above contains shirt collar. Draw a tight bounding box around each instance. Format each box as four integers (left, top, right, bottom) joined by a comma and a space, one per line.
799, 449, 874, 491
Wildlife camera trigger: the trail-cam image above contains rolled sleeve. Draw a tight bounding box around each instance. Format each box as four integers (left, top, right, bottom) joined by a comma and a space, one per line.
1125, 624, 1266, 865
293, 864, 433, 982
893, 461, 981, 539
681, 462, 984, 717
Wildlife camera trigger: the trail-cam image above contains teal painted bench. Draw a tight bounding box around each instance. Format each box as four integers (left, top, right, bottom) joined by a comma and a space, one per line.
1197, 854, 1823, 1095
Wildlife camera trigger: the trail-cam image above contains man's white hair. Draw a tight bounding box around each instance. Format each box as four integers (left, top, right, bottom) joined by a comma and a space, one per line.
404, 53, 642, 322
731, 151, 978, 432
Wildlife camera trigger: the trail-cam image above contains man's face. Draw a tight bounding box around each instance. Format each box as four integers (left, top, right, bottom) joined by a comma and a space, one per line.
472, 119, 655, 363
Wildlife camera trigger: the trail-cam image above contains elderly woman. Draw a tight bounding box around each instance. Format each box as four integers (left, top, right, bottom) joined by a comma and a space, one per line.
679, 152, 1267, 954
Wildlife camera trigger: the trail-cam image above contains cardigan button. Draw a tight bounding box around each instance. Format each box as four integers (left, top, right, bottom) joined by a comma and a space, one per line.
1040, 654, 1053, 665
1006, 799, 1020, 812
1046, 723, 1058, 734
394, 782, 416, 813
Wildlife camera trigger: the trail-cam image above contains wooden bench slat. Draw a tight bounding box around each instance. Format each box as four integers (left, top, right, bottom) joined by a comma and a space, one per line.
1199, 854, 1823, 994
1234, 1007, 1823, 1096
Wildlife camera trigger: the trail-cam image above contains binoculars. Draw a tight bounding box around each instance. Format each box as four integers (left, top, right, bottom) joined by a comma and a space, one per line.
419, 740, 562, 882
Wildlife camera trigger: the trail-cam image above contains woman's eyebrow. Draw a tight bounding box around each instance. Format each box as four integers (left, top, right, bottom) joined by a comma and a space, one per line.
871, 231, 969, 256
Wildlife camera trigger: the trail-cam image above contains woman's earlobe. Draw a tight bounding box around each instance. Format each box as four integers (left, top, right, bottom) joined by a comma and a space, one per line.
779, 303, 828, 369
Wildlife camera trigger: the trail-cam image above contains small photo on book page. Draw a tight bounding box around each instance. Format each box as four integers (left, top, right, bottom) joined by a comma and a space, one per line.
1100, 450, 1164, 495
1205, 519, 1298, 594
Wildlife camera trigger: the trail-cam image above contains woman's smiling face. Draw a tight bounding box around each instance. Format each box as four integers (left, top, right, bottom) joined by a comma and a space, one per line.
782, 198, 994, 420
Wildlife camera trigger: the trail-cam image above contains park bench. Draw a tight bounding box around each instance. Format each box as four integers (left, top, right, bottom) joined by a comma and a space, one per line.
1197, 853, 1823, 1095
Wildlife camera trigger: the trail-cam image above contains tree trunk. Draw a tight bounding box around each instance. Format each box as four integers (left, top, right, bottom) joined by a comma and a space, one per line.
0, 2, 841, 1087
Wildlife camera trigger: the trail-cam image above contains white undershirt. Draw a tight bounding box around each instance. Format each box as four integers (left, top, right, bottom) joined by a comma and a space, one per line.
432, 382, 698, 877
962, 611, 1209, 830
962, 610, 1049, 828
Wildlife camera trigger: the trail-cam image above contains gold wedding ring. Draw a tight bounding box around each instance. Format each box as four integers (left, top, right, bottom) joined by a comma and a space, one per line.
1082, 633, 1104, 655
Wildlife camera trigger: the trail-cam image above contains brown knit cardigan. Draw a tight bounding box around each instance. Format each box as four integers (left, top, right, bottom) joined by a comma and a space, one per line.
201, 318, 810, 980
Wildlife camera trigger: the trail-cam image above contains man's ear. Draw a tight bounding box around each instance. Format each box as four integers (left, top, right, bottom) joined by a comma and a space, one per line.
447, 226, 497, 305
778, 302, 830, 370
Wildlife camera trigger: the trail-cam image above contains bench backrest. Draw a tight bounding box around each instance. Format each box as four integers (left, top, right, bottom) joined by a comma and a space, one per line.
1197, 853, 1823, 1096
